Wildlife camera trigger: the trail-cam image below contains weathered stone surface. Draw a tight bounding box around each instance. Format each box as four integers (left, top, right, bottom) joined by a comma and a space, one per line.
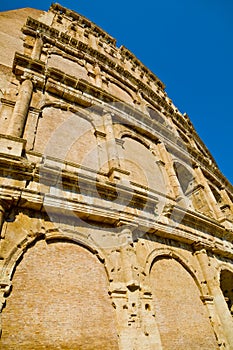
0, 8, 43, 67
0, 3, 233, 350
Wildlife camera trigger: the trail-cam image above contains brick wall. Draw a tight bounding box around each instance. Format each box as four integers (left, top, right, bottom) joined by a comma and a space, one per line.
1, 239, 119, 349
150, 257, 218, 350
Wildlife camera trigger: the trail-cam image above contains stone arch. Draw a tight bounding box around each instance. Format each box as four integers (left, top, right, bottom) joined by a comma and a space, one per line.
108, 79, 135, 104
1, 229, 108, 284
47, 52, 89, 81
148, 250, 218, 349
177, 129, 190, 144
217, 262, 233, 279
120, 131, 152, 150
194, 140, 209, 157
0, 234, 119, 350
144, 248, 200, 291
115, 124, 159, 146
40, 102, 95, 125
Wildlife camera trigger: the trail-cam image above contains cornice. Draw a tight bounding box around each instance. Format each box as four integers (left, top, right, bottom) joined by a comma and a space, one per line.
20, 18, 198, 137
10, 53, 233, 193
0, 172, 232, 260
50, 3, 116, 46
119, 46, 165, 89
0, 152, 229, 236
22, 16, 165, 92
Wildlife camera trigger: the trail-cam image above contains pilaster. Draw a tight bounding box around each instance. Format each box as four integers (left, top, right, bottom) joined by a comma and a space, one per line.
108, 228, 162, 349
7, 78, 34, 138
31, 36, 43, 60
156, 141, 182, 199
194, 166, 223, 220
8, 79, 33, 137
103, 112, 129, 182
194, 246, 233, 348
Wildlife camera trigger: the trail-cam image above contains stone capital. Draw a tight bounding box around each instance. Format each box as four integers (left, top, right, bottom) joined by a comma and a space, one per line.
192, 240, 214, 253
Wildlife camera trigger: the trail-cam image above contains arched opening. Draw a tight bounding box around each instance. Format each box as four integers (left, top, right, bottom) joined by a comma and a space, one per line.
0, 239, 119, 350
220, 269, 233, 316
108, 81, 134, 104
150, 257, 218, 350
120, 136, 165, 194
34, 107, 99, 170
173, 162, 194, 203
173, 162, 194, 195
209, 184, 222, 204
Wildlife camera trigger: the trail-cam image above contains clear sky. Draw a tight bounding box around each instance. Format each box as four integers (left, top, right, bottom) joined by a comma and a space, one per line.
1, 0, 232, 184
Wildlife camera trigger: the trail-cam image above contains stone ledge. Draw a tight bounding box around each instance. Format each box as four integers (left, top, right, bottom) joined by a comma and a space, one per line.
0, 134, 26, 157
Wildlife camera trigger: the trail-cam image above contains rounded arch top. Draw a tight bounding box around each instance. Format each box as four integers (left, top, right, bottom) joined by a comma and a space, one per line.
120, 131, 152, 150
40, 101, 96, 128
1, 229, 108, 284
217, 262, 233, 282
144, 247, 201, 291
0, 233, 119, 349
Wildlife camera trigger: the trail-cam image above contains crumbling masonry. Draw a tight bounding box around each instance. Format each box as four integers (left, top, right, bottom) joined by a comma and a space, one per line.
0, 4, 233, 349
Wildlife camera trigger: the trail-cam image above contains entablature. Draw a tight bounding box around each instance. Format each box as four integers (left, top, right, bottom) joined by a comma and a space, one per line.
10, 49, 233, 199
21, 15, 166, 94
0, 162, 233, 261
50, 3, 116, 46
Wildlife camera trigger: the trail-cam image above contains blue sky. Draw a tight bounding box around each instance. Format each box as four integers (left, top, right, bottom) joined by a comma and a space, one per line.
1, 0, 232, 184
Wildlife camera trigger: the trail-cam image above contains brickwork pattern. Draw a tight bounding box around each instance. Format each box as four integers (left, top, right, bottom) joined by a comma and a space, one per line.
150, 257, 218, 349
1, 240, 119, 349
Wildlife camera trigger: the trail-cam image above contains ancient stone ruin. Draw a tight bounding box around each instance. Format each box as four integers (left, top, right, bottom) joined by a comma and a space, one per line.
0, 3, 233, 349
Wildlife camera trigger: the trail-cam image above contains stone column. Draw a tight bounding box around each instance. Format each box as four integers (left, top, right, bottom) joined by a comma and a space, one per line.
218, 188, 233, 228
219, 188, 233, 216
109, 228, 140, 349
93, 63, 102, 88
7, 79, 33, 138
156, 142, 182, 199
31, 36, 43, 60
119, 228, 139, 290
140, 289, 163, 349
103, 113, 120, 167
103, 112, 129, 181
108, 228, 162, 349
194, 247, 233, 348
194, 166, 222, 219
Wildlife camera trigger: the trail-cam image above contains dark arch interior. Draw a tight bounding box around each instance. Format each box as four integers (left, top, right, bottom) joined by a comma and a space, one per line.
209, 184, 222, 204
220, 269, 233, 316
174, 162, 194, 194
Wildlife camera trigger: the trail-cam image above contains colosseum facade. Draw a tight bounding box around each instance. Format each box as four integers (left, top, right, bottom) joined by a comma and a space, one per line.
0, 4, 233, 349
